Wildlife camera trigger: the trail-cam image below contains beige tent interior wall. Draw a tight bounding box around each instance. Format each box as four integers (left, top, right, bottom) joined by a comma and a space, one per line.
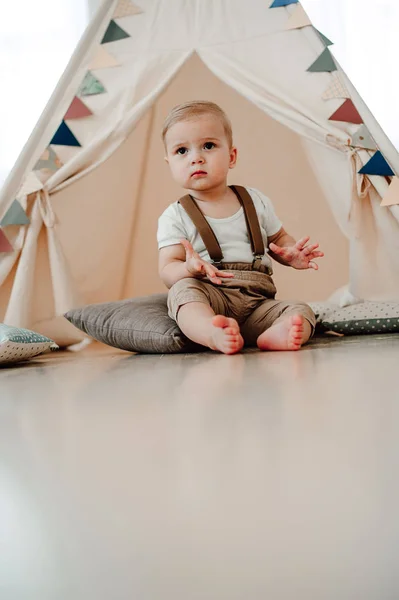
0, 54, 349, 337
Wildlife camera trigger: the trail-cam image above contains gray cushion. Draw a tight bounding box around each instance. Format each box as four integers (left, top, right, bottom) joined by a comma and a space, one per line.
64, 294, 202, 354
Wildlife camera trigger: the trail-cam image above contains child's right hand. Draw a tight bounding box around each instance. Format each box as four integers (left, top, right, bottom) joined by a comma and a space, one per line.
180, 239, 234, 285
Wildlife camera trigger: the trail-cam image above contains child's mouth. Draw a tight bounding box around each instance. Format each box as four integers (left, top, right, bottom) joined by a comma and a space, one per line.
192, 171, 207, 177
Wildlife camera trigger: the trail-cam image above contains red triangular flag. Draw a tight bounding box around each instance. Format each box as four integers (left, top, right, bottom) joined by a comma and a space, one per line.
328, 99, 363, 125
64, 97, 93, 120
0, 229, 13, 252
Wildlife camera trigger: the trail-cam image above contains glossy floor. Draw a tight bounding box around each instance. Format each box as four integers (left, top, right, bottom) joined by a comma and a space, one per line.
1, 335, 399, 599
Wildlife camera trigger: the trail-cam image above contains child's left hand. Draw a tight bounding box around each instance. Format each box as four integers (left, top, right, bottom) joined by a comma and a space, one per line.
269, 236, 324, 270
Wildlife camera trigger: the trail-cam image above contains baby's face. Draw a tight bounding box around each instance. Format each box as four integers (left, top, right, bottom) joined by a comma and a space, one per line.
164, 114, 236, 193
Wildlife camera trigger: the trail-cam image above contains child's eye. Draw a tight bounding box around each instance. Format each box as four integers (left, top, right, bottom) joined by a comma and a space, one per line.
203, 142, 216, 150
176, 147, 187, 155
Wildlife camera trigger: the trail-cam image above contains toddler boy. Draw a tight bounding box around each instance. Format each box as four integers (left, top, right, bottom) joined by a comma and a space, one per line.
157, 101, 322, 354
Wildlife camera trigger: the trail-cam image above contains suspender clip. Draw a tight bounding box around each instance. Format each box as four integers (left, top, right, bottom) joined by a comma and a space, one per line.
211, 260, 223, 269
252, 254, 264, 270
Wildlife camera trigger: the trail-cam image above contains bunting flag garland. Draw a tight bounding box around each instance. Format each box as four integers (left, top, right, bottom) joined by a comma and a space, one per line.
89, 47, 120, 70
101, 20, 130, 44
113, 0, 142, 18
351, 125, 377, 151
328, 99, 363, 125
307, 48, 337, 73
16, 172, 43, 198
64, 97, 93, 120
285, 4, 311, 30
34, 146, 63, 173
358, 151, 395, 177
78, 71, 106, 96
0, 200, 30, 227
50, 121, 81, 147
315, 28, 333, 46
0, 229, 14, 252
270, 0, 298, 6
381, 177, 399, 206
321, 73, 350, 101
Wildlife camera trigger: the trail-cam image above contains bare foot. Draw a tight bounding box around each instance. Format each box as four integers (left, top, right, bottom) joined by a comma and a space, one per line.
209, 315, 244, 355
257, 315, 310, 351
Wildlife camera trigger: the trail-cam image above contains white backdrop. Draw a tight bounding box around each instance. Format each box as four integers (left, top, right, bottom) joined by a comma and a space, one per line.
0, 0, 398, 188
0, 0, 89, 187
303, 0, 399, 150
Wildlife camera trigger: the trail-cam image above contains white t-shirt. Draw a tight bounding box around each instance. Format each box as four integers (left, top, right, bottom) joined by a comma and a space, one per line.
157, 187, 282, 269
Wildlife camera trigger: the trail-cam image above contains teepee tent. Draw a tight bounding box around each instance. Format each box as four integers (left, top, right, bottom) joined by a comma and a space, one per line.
1, 0, 399, 346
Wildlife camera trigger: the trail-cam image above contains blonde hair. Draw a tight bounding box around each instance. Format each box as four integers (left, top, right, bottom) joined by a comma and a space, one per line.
162, 100, 233, 148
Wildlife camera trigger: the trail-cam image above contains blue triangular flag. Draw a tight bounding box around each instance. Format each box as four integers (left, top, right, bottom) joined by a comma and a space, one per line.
50, 121, 81, 147
358, 151, 394, 177
270, 0, 298, 7
0, 200, 30, 226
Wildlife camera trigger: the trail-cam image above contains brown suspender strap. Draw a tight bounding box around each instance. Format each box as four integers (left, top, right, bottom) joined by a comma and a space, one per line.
178, 186, 265, 268
230, 185, 265, 258
178, 194, 224, 264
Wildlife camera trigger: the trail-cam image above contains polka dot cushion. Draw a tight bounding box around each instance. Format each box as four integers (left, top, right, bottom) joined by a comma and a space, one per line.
0, 324, 58, 364
308, 301, 399, 335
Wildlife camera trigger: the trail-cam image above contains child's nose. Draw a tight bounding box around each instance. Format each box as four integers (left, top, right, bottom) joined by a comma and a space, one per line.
191, 153, 204, 164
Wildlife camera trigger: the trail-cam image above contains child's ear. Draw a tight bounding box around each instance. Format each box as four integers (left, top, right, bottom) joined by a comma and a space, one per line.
229, 146, 238, 169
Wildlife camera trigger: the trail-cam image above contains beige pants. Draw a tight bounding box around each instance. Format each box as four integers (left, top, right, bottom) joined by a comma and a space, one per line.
167, 268, 316, 347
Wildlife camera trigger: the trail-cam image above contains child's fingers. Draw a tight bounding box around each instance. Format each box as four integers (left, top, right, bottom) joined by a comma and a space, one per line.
180, 239, 194, 258
204, 264, 223, 284
269, 242, 283, 254
215, 270, 235, 279
310, 251, 324, 259
295, 236, 311, 250
308, 261, 318, 270
303, 243, 319, 255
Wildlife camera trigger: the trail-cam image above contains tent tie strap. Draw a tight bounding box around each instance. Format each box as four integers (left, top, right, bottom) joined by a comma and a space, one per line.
325, 134, 371, 239
37, 188, 56, 228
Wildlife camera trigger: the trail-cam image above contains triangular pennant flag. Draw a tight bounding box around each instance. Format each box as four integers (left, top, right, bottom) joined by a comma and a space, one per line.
307, 48, 337, 73
64, 97, 93, 120
381, 176, 399, 207
270, 0, 298, 6
0, 229, 14, 252
113, 0, 143, 18
89, 46, 120, 70
49, 145, 80, 165
50, 121, 81, 147
78, 71, 106, 97
314, 27, 333, 46
16, 172, 43, 198
101, 20, 130, 44
359, 151, 395, 177
328, 99, 363, 125
34, 146, 63, 173
351, 125, 377, 151
0, 200, 30, 227
285, 4, 312, 30
321, 73, 350, 101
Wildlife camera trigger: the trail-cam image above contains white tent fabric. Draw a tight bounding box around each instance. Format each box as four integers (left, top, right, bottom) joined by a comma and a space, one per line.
1, 0, 399, 345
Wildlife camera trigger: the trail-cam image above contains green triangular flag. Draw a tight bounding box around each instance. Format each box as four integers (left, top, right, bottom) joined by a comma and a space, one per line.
0, 200, 30, 226
101, 20, 130, 44
314, 27, 333, 46
307, 48, 337, 73
78, 71, 106, 97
